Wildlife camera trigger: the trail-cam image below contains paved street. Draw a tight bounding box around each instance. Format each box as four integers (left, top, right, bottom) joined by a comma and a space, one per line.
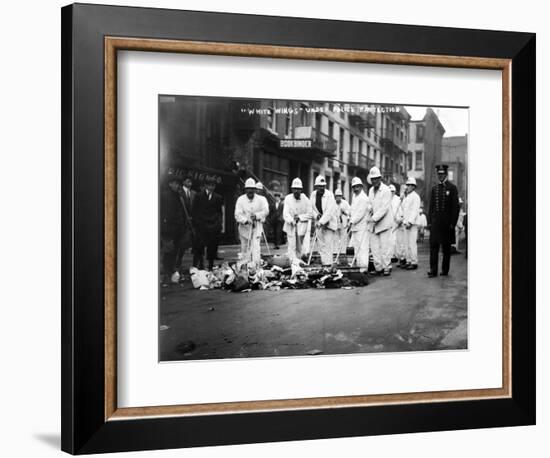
160, 242, 467, 361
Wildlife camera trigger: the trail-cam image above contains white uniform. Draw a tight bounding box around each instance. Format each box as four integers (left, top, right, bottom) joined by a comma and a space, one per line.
368, 182, 393, 272
282, 193, 312, 261
349, 190, 371, 268
455, 208, 466, 250
234, 194, 269, 265
389, 194, 405, 261
310, 189, 338, 266
334, 199, 351, 255
401, 190, 421, 265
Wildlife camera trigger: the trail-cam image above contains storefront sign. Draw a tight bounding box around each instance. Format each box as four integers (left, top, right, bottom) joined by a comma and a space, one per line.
280, 139, 312, 148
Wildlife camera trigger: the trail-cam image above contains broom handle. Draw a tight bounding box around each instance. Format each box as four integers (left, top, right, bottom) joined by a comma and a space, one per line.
350, 228, 367, 267
307, 228, 319, 266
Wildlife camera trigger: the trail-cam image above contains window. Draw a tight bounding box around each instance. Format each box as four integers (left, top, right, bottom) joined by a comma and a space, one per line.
284, 102, 292, 136
408, 152, 413, 171
416, 125, 425, 142
268, 102, 277, 131
299, 104, 308, 126
315, 112, 322, 131
415, 150, 423, 171
340, 127, 345, 160
328, 120, 335, 138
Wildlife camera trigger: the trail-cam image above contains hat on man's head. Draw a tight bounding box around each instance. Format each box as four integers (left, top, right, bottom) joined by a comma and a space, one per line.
167, 174, 182, 184
255, 181, 264, 190
406, 177, 417, 186
367, 166, 382, 184
335, 188, 343, 197
244, 178, 256, 189
351, 177, 363, 187
435, 164, 449, 173
314, 175, 327, 187
291, 178, 303, 189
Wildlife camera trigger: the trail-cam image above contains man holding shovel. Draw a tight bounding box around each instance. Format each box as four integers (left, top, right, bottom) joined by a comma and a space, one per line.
309, 176, 338, 267
282, 178, 311, 263
234, 178, 269, 266
348, 177, 371, 270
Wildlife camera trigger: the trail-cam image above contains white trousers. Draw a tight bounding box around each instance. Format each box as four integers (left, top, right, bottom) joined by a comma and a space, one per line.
350, 229, 370, 268
395, 226, 407, 260
286, 233, 305, 262
405, 226, 418, 265
371, 229, 391, 272
315, 227, 335, 266
239, 234, 261, 265
334, 228, 349, 254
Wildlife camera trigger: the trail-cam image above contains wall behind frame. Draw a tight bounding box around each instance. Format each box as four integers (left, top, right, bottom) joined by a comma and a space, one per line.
0, 0, 544, 458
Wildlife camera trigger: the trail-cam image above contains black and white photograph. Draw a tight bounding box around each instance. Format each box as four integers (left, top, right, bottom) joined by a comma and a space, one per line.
159, 95, 468, 361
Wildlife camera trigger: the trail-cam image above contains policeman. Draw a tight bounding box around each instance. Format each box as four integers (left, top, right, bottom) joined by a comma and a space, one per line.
427, 165, 460, 277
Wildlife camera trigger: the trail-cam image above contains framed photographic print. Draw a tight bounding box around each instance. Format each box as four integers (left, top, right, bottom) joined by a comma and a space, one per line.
61, 3, 536, 454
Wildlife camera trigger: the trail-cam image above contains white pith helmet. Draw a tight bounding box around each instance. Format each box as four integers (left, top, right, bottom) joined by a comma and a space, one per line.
291, 178, 303, 189
244, 178, 256, 189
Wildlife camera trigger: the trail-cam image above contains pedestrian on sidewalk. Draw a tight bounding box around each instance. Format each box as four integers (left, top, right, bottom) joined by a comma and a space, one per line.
367, 167, 393, 276
427, 164, 460, 277
401, 177, 421, 270
235, 178, 269, 266
416, 207, 428, 243
283, 178, 311, 262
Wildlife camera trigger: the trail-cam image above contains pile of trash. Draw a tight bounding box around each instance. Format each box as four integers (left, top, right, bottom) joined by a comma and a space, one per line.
189, 255, 368, 292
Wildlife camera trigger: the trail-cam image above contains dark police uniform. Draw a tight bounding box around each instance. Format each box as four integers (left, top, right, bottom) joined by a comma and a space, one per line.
428, 165, 460, 276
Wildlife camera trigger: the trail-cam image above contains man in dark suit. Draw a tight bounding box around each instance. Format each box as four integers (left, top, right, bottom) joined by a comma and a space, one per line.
427, 164, 460, 277
192, 177, 223, 270
160, 176, 194, 283
176, 176, 196, 270
267, 191, 284, 249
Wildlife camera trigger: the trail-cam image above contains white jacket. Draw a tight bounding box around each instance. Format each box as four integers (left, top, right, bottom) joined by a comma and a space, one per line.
349, 191, 371, 232
402, 190, 421, 226
335, 199, 351, 229
234, 194, 269, 239
310, 189, 338, 231
368, 182, 393, 234
282, 193, 312, 237
391, 194, 403, 225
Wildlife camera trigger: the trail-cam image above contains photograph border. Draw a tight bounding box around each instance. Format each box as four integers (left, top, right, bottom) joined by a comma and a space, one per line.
62, 3, 534, 454
106, 37, 509, 419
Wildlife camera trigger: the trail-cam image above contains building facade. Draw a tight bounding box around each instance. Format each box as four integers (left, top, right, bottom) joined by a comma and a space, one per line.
160, 95, 411, 243
407, 108, 446, 207
442, 135, 468, 206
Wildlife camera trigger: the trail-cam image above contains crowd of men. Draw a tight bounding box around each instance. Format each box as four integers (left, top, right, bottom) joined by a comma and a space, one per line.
161, 164, 463, 284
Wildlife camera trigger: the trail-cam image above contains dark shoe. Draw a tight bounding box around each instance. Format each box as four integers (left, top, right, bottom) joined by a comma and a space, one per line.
440, 272, 449, 276
427, 271, 437, 278
274, 246, 280, 250
406, 264, 418, 270
391, 257, 398, 263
